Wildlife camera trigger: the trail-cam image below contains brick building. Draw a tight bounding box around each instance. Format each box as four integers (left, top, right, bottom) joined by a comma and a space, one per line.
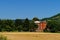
34, 21, 47, 32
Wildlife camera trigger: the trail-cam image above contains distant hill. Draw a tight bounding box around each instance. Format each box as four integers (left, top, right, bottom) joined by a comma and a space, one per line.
50, 13, 60, 20
41, 13, 60, 21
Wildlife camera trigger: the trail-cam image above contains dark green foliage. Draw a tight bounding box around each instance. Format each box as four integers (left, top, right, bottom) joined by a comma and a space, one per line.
15, 19, 23, 26
43, 13, 60, 32
0, 13, 60, 32
23, 18, 30, 31
15, 19, 23, 31
44, 20, 60, 32
46, 20, 58, 32
32, 17, 40, 21
29, 21, 38, 32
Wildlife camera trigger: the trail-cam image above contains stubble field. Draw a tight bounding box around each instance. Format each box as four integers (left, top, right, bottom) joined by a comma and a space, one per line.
0, 32, 60, 40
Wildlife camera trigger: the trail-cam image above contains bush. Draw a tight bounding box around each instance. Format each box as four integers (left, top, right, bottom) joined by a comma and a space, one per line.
0, 35, 7, 40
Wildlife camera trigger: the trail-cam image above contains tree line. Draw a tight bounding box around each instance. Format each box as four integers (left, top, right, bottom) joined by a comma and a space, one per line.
0, 16, 60, 32
44, 19, 60, 33
0, 17, 39, 32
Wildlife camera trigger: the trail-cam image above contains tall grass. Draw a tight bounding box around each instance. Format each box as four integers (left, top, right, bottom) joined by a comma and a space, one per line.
0, 35, 7, 40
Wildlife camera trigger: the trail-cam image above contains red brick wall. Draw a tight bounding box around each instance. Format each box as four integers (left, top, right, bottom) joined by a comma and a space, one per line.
37, 21, 47, 31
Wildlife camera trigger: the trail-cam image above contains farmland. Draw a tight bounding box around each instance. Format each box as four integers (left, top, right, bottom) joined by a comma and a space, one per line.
0, 32, 60, 40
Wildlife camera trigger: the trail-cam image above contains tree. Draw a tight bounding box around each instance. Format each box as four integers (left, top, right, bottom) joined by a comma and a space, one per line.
45, 20, 59, 32
0, 19, 2, 31
23, 18, 30, 31
15, 19, 23, 26
17, 25, 23, 32
32, 17, 40, 21
29, 21, 38, 32
15, 19, 23, 31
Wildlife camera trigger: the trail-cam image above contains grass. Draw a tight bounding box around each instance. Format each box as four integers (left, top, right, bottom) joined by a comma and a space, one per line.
0, 35, 7, 40
0, 32, 60, 40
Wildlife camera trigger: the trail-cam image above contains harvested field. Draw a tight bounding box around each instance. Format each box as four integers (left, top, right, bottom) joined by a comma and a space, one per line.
0, 32, 60, 40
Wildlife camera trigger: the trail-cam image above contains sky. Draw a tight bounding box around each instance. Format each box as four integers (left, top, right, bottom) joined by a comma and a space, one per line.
0, 0, 60, 19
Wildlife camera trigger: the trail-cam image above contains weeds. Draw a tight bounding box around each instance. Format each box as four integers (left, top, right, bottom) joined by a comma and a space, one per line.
0, 35, 7, 40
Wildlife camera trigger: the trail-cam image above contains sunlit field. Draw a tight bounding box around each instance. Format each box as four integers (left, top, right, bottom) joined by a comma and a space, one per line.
0, 32, 60, 40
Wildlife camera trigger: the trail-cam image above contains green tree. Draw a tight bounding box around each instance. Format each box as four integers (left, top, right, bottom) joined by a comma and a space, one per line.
32, 17, 40, 21
0, 19, 2, 31
15, 19, 23, 26
17, 25, 23, 32
23, 18, 30, 31
0, 19, 15, 32
5, 19, 15, 31
15, 19, 23, 31
29, 21, 38, 32
45, 20, 59, 32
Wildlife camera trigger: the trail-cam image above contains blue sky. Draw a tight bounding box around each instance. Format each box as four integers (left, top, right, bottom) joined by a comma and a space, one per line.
0, 0, 60, 19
